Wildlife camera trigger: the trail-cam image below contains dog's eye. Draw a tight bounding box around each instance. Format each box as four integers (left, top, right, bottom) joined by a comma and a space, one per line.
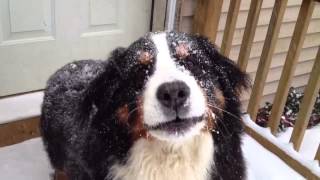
177, 56, 203, 76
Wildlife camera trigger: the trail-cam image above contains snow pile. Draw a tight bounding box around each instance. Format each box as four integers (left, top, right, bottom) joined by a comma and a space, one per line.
0, 138, 53, 180
243, 114, 320, 178
277, 125, 320, 161
242, 134, 303, 180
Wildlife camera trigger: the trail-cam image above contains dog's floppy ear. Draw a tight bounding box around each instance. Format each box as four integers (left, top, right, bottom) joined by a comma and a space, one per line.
110, 47, 127, 63
214, 51, 251, 95
85, 47, 127, 107
196, 35, 250, 95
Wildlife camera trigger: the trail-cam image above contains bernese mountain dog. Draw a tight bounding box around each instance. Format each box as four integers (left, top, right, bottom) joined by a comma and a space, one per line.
41, 31, 250, 180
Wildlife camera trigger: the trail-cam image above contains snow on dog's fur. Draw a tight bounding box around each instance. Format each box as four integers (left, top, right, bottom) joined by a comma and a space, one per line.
40, 31, 250, 180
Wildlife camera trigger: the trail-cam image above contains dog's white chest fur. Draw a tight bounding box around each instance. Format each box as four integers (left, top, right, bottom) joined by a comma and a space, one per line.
109, 132, 214, 180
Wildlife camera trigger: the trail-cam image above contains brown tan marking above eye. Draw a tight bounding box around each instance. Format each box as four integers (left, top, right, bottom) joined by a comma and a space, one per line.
138, 51, 153, 65
175, 43, 189, 59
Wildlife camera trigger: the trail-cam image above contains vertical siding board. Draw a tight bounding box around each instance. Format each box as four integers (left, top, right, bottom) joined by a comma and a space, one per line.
221, 0, 241, 57
237, 0, 263, 71
268, 0, 315, 134
193, 0, 223, 43
247, 0, 289, 120
290, 48, 320, 150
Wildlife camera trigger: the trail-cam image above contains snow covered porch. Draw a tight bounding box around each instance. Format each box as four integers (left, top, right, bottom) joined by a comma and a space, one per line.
0, 112, 319, 180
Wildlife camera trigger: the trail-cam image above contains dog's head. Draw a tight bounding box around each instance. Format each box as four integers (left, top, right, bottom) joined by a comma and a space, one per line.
95, 32, 249, 142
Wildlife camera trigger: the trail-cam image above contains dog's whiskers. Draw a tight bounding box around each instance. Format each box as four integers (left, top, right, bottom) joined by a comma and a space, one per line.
127, 106, 141, 119
125, 100, 140, 106
206, 103, 237, 139
207, 103, 241, 121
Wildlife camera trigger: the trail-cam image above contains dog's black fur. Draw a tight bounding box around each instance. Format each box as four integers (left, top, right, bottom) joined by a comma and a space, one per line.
41, 32, 250, 180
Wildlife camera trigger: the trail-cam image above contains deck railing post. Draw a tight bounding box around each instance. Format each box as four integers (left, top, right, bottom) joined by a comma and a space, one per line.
237, 0, 263, 71
290, 47, 320, 150
268, 0, 315, 135
220, 0, 241, 57
247, 0, 288, 120
193, 0, 223, 43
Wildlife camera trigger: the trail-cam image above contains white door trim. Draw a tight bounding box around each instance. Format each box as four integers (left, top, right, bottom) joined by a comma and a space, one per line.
165, 0, 177, 31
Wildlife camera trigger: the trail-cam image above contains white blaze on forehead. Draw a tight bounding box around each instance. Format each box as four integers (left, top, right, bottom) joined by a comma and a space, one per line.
151, 33, 176, 71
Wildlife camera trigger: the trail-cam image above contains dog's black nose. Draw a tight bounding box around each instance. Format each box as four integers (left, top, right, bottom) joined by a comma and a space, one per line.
156, 81, 190, 110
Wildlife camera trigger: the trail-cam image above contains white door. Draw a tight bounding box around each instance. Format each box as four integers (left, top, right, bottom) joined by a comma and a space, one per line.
0, 0, 152, 96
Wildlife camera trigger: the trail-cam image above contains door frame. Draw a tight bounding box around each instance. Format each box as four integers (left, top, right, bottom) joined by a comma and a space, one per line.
151, 0, 177, 31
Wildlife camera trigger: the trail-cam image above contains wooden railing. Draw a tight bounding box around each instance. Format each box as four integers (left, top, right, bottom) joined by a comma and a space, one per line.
194, 0, 320, 179
0, 117, 40, 147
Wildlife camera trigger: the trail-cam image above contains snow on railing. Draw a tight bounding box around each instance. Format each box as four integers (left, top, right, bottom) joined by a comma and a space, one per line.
242, 114, 320, 179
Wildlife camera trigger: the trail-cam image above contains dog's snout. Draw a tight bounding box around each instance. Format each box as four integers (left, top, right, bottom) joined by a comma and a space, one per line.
156, 81, 190, 110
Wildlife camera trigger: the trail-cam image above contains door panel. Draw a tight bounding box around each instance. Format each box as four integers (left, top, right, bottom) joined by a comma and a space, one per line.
0, 0, 151, 96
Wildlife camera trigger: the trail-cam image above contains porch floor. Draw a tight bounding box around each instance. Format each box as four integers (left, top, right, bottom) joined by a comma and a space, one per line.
1, 125, 319, 180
